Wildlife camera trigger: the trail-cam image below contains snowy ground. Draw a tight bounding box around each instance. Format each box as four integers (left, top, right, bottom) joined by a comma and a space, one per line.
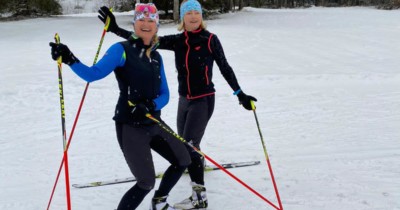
1, 7, 400, 210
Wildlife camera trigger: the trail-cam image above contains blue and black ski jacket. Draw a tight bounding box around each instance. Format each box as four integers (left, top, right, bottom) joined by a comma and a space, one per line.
69, 38, 169, 124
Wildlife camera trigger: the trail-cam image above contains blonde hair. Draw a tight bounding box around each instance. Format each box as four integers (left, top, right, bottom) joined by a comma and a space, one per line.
146, 35, 159, 58
178, 0, 206, 31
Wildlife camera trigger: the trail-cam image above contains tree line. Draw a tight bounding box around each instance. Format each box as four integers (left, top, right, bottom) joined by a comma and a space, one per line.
0, 0, 399, 20
0, 0, 61, 17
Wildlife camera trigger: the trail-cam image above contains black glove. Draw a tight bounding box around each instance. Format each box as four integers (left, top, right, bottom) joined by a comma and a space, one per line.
98, 6, 119, 33
237, 91, 257, 110
49, 42, 79, 65
130, 101, 156, 119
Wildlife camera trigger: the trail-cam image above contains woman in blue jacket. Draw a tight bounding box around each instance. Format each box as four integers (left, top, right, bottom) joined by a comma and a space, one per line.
50, 3, 190, 210
98, 1, 257, 209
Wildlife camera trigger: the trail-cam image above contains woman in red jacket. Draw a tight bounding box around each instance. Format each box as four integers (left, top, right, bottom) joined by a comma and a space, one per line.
98, 1, 256, 209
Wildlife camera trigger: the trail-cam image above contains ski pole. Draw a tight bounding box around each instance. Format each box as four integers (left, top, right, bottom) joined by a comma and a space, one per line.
145, 114, 280, 210
47, 13, 111, 210
53, 33, 72, 210
251, 101, 283, 210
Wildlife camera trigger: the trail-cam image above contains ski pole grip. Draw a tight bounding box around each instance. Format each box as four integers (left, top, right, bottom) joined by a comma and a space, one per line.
128, 100, 135, 107
104, 8, 113, 31
250, 100, 256, 110
54, 33, 62, 64
54, 33, 60, 44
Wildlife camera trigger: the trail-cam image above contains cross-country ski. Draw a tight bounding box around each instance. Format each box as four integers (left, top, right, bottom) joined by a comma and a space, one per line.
72, 161, 260, 189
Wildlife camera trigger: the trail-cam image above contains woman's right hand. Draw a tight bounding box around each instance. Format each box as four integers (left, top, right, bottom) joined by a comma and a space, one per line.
49, 42, 79, 65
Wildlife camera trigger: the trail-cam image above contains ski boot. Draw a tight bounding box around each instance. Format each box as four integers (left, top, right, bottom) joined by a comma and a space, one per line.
150, 195, 176, 210
174, 183, 208, 209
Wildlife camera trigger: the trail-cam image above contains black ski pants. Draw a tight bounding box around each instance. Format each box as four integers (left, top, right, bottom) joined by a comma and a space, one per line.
115, 122, 191, 210
177, 95, 215, 186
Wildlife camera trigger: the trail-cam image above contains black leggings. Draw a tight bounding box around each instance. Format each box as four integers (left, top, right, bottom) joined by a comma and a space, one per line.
177, 95, 215, 185
115, 122, 191, 210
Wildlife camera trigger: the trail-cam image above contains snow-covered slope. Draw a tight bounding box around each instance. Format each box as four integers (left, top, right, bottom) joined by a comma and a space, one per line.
0, 7, 399, 210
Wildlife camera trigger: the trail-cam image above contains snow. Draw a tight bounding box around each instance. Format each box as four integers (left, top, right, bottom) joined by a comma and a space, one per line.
1, 6, 400, 210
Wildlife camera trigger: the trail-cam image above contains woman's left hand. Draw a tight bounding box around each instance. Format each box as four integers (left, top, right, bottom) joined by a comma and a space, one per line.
237, 92, 257, 110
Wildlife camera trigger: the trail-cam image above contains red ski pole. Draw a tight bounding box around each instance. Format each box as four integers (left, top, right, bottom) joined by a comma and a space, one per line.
46, 13, 111, 210
146, 114, 280, 210
53, 33, 72, 210
251, 101, 283, 210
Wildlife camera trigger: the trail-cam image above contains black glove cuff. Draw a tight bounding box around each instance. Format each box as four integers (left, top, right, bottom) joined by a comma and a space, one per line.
145, 100, 156, 111
237, 92, 246, 101
65, 53, 79, 66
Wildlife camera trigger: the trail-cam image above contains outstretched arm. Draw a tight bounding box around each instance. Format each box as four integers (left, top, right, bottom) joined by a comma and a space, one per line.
98, 6, 132, 40
211, 35, 257, 110
210, 34, 241, 91
50, 42, 125, 82
158, 34, 181, 51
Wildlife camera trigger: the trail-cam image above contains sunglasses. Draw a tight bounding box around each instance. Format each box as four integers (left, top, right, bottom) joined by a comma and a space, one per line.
135, 3, 157, 14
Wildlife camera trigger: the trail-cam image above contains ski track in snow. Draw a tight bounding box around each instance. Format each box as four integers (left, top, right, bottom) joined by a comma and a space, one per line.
1, 7, 400, 210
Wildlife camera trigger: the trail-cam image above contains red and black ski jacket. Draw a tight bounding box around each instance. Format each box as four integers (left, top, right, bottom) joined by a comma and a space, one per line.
159, 29, 241, 99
